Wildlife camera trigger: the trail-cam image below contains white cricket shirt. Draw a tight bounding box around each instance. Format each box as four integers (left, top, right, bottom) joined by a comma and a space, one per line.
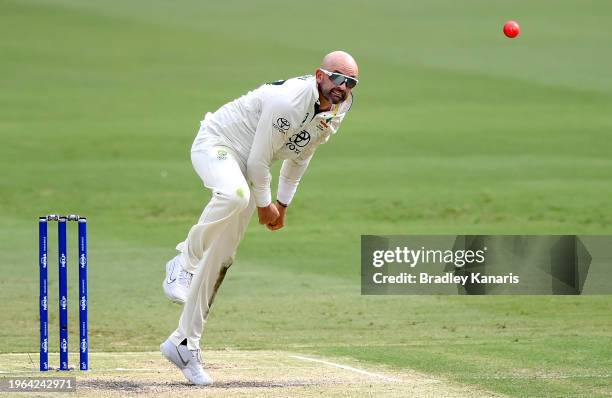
192, 75, 352, 207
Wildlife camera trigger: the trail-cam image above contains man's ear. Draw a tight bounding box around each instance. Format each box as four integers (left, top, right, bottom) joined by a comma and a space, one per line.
315, 69, 323, 83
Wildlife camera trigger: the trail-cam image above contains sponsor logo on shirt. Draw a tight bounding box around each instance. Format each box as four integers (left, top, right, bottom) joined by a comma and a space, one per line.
286, 130, 311, 154
273, 117, 291, 133
217, 149, 228, 160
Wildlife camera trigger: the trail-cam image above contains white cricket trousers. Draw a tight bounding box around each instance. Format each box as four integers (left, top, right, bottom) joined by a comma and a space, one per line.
168, 143, 256, 350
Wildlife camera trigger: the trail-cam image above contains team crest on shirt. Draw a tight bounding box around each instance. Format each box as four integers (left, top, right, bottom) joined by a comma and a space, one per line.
317, 119, 329, 131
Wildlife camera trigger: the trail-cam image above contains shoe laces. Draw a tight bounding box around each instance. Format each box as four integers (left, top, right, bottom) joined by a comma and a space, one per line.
191, 349, 203, 364
178, 270, 193, 288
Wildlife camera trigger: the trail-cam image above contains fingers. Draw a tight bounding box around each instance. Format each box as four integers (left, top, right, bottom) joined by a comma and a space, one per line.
258, 204, 283, 229
266, 217, 284, 231
262, 213, 279, 225
261, 216, 277, 226
257, 205, 280, 225
267, 222, 283, 231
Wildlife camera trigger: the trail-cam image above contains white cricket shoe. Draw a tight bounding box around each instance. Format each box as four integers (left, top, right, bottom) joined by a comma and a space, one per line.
163, 254, 193, 304
160, 339, 213, 386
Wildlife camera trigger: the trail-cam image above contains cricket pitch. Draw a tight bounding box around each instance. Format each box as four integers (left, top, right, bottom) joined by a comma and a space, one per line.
0, 350, 506, 397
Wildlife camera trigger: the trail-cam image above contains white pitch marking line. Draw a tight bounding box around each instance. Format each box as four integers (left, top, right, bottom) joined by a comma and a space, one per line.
0, 368, 163, 373
290, 355, 402, 383
114, 368, 161, 372
0, 370, 32, 374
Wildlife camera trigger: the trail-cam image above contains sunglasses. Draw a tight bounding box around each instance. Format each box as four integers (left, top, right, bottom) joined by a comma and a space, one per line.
320, 68, 359, 89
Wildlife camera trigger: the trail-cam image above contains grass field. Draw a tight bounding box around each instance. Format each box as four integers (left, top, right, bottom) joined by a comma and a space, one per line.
1, 1, 611, 397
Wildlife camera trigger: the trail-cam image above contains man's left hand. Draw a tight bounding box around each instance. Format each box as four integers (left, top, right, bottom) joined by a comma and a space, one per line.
267, 202, 287, 231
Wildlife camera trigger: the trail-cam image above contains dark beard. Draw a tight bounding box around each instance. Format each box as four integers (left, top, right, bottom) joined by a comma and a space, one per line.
327, 88, 346, 104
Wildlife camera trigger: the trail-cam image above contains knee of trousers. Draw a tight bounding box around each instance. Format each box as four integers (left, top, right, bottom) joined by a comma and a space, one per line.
216, 186, 250, 213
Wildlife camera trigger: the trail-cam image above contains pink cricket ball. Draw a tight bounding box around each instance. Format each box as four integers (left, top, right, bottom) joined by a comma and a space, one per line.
503, 20, 520, 38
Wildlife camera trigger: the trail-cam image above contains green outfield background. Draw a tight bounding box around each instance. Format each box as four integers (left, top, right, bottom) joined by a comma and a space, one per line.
1, 1, 610, 397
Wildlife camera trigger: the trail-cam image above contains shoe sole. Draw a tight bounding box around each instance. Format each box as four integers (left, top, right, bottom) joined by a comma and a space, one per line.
162, 282, 186, 304
163, 260, 186, 304
182, 367, 213, 386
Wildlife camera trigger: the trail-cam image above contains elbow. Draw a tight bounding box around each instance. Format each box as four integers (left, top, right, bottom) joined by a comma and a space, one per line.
246, 159, 258, 180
